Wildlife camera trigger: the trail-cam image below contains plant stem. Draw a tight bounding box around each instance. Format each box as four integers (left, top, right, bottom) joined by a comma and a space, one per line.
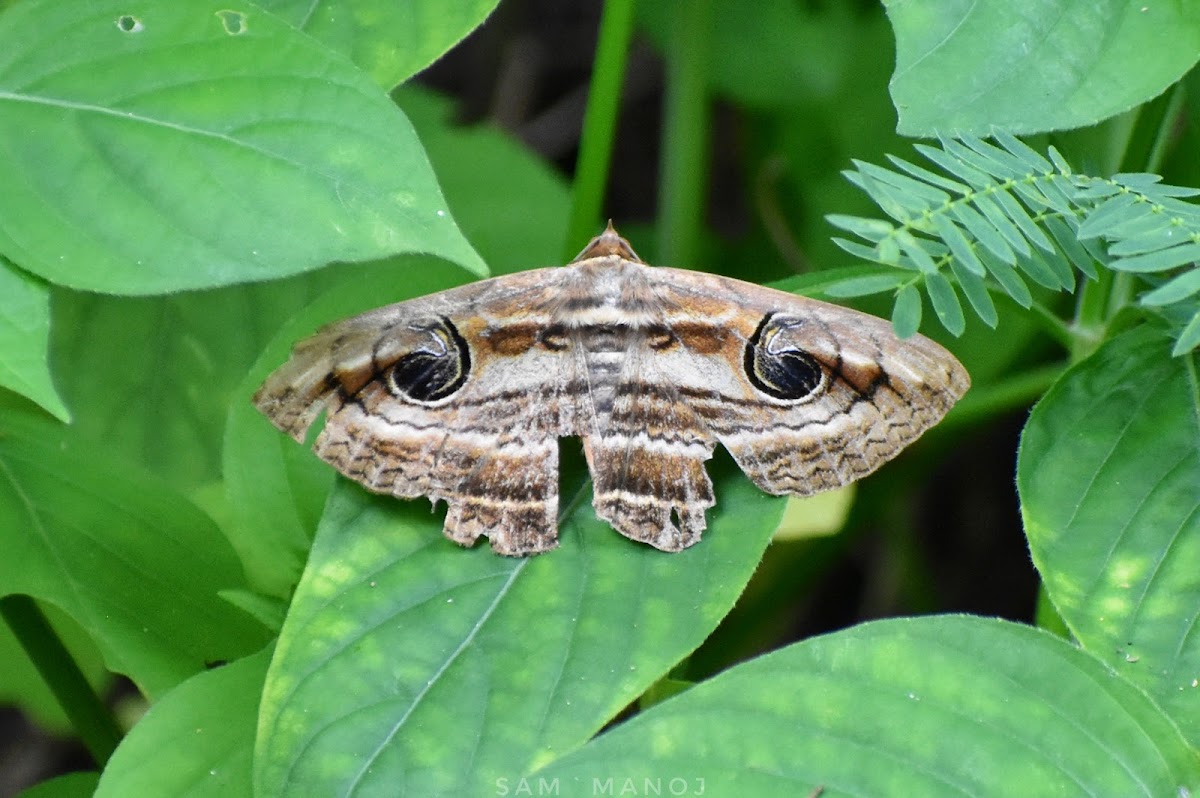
562, 0, 637, 260
657, 0, 711, 266
0, 594, 122, 765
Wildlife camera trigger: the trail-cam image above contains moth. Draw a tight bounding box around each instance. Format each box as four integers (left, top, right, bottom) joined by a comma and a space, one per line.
255, 224, 969, 556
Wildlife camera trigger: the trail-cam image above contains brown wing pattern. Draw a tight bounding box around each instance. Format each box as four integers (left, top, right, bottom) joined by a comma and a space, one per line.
256, 229, 968, 556
254, 270, 582, 555
642, 267, 970, 499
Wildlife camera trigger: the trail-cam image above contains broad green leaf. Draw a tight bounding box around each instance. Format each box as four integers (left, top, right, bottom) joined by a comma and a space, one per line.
257, 0, 499, 89
95, 648, 269, 798
532, 616, 1200, 796
50, 271, 367, 490
255, 476, 782, 797
0, 0, 484, 294
14, 773, 100, 798
51, 84, 568, 495
889, 1, 1200, 135
1018, 326, 1200, 745
0, 259, 68, 421
0, 404, 268, 697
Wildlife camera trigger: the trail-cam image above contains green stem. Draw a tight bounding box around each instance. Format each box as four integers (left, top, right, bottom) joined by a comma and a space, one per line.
562, 0, 637, 260
1024, 299, 1076, 352
1073, 266, 1112, 361
657, 0, 711, 266
0, 594, 122, 765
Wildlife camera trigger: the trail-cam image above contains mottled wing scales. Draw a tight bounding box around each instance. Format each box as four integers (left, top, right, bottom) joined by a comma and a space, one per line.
581, 351, 716, 551
311, 389, 562, 554
254, 272, 578, 556
255, 228, 970, 557
719, 334, 965, 496
644, 267, 970, 498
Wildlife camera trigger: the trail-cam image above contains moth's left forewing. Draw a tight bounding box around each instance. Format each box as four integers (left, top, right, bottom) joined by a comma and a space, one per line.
646, 268, 969, 497
254, 270, 583, 556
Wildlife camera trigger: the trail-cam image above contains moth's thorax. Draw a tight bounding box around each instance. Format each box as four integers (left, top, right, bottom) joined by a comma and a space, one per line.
562, 256, 662, 328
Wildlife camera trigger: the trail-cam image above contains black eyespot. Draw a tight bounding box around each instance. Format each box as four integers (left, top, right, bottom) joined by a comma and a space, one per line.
744, 313, 825, 401
387, 318, 470, 402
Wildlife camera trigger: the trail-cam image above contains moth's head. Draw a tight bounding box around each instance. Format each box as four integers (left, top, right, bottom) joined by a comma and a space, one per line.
572, 221, 643, 264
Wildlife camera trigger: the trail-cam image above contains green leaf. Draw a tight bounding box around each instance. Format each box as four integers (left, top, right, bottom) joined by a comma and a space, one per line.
991, 186, 1056, 252
924, 271, 966, 335
973, 192, 1033, 258
889, 1, 1200, 135
1077, 192, 1141, 239
1140, 268, 1200, 306
1112, 242, 1200, 273
950, 202, 1015, 265
885, 154, 969, 194
1018, 326, 1200, 745
94, 648, 269, 798
257, 0, 499, 90
0, 405, 268, 697
534, 616, 1200, 796
0, 0, 484, 294
914, 143, 990, 189
826, 214, 897, 244
1174, 310, 1200, 355
1106, 217, 1182, 256
930, 213, 986, 276
14, 773, 100, 798
979, 250, 1033, 308
0, 259, 68, 421
1044, 217, 1097, 283
832, 236, 896, 264
891, 283, 922, 338
948, 255, 999, 328
255, 477, 783, 797
854, 159, 950, 205
994, 129, 1054, 174
822, 272, 909, 298
895, 230, 939, 274
50, 84, 569, 495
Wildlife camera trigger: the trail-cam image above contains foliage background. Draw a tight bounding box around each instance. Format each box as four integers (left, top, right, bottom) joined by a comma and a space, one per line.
0, 0, 1197, 796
